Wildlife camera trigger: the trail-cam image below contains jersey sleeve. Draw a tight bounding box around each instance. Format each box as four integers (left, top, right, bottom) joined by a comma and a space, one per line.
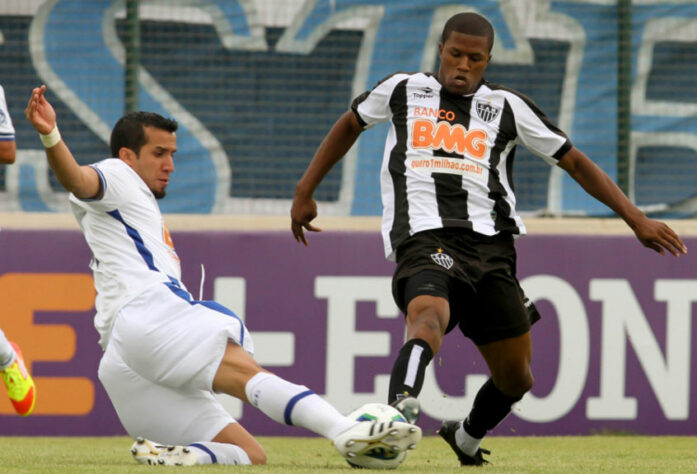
508, 93, 572, 165
78, 159, 139, 211
351, 73, 409, 129
0, 86, 15, 140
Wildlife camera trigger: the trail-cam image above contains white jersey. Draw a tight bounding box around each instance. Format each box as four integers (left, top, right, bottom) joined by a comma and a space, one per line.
69, 159, 183, 348
351, 72, 571, 260
0, 85, 15, 141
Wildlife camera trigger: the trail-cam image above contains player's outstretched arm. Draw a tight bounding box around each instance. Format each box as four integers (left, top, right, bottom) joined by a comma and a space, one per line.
25, 86, 100, 199
557, 146, 687, 257
291, 110, 363, 245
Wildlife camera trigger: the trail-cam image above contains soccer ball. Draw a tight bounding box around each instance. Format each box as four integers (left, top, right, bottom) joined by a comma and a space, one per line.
345, 403, 409, 469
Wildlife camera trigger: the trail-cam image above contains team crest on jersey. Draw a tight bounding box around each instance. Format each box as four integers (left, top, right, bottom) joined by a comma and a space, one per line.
431, 249, 454, 270
162, 222, 180, 263
475, 100, 501, 123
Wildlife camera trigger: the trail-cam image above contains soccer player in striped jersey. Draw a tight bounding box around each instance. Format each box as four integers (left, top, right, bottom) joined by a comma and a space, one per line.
25, 85, 421, 467
291, 12, 686, 466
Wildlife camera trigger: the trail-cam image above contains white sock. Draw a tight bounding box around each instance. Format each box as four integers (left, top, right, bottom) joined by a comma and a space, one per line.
187, 442, 251, 465
0, 329, 15, 370
455, 420, 483, 456
245, 372, 355, 440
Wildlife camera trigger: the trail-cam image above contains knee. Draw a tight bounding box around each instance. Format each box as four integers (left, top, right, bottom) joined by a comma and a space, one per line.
515, 371, 534, 396
407, 304, 447, 340
415, 312, 443, 335
406, 316, 444, 355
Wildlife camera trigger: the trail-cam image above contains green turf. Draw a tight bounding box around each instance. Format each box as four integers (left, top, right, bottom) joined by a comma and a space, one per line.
0, 435, 695, 473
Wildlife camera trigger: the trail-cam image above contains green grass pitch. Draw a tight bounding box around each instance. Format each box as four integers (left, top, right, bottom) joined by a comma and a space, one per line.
0, 435, 695, 472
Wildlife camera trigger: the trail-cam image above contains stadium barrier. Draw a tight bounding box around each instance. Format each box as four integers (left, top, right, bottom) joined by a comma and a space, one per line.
0, 215, 696, 436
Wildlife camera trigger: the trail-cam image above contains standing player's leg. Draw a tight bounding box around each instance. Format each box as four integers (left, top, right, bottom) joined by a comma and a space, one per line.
386, 269, 452, 423
0, 328, 35, 416
387, 293, 443, 402
438, 270, 534, 466
439, 332, 532, 465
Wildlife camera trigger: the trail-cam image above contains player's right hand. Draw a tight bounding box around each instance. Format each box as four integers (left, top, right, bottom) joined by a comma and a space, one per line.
291, 195, 321, 246
25, 85, 56, 135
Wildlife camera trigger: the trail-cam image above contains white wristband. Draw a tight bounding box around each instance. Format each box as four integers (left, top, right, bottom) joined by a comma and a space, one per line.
39, 125, 61, 148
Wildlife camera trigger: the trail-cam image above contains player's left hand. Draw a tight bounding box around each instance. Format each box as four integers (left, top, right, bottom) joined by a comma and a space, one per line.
632, 216, 687, 257
25, 85, 56, 134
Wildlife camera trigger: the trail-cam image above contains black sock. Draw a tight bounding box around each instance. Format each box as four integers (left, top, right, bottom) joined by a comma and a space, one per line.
388, 338, 433, 403
463, 378, 522, 439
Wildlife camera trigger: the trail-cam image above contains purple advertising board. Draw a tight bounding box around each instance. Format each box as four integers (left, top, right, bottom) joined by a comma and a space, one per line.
0, 228, 694, 437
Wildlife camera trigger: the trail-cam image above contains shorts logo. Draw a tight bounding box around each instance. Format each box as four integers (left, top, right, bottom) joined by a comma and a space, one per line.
0, 109, 6, 125
417, 282, 438, 292
431, 249, 454, 270
252, 389, 261, 407
475, 100, 501, 123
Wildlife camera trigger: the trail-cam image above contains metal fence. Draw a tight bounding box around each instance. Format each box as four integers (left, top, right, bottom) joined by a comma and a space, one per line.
1, 0, 696, 216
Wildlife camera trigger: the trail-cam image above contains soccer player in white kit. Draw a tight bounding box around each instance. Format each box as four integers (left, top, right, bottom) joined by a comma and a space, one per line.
0, 84, 36, 417
25, 85, 421, 467
0, 84, 17, 164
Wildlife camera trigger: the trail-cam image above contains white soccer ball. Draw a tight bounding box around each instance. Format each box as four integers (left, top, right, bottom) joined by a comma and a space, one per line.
345, 403, 409, 469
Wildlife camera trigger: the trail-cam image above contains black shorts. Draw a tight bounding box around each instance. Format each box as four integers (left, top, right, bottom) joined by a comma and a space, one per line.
392, 227, 540, 346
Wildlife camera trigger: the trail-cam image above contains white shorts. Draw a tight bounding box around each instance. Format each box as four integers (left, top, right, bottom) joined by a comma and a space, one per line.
98, 282, 254, 444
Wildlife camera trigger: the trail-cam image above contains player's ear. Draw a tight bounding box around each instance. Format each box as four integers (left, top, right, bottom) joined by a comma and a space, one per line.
119, 147, 137, 165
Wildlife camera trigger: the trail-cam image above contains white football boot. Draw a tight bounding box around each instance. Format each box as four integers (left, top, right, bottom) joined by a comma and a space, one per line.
130, 437, 198, 466
333, 419, 422, 461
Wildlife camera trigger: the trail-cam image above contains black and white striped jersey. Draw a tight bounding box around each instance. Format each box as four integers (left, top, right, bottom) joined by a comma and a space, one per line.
351, 72, 572, 260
